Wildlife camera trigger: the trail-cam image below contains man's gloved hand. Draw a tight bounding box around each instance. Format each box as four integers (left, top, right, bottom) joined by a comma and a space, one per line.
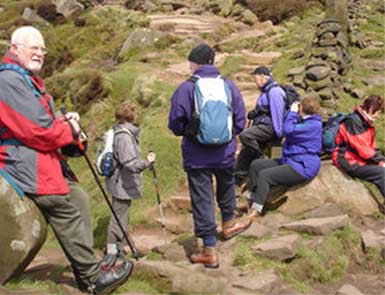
247, 109, 258, 120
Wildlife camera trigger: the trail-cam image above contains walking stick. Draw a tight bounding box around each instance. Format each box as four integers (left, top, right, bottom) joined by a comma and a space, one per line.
61, 108, 140, 260
149, 163, 167, 244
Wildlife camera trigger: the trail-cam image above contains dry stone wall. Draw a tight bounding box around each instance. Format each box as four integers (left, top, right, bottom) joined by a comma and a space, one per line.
289, 18, 352, 111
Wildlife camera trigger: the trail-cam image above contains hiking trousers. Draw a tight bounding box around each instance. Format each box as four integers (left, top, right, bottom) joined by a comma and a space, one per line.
28, 188, 100, 285
186, 168, 236, 239
235, 124, 276, 185
345, 164, 385, 197
107, 198, 132, 248
248, 159, 307, 210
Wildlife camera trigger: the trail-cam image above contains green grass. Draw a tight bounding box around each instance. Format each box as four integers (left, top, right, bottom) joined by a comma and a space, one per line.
232, 237, 280, 271
6, 274, 67, 294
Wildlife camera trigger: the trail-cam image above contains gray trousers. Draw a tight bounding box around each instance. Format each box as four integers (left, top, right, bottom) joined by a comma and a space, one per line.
107, 198, 132, 249
28, 182, 100, 285
235, 124, 276, 185
248, 159, 307, 208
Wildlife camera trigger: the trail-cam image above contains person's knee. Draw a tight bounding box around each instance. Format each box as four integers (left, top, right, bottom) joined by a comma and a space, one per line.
239, 129, 255, 144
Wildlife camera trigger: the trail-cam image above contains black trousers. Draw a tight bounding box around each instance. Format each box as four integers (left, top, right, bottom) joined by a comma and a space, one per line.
186, 168, 236, 238
234, 124, 275, 185
346, 164, 385, 197
248, 158, 307, 209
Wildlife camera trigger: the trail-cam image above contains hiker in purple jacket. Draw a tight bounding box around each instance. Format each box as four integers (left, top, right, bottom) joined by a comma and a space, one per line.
168, 44, 251, 268
234, 66, 285, 187
246, 95, 322, 217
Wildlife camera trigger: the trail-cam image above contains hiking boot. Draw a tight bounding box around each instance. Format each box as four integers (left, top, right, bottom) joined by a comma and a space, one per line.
92, 260, 134, 295
222, 217, 252, 240
100, 253, 118, 271
190, 247, 219, 268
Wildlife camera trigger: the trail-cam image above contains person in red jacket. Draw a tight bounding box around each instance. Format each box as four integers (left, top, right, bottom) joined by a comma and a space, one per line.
0, 26, 132, 294
332, 95, 385, 199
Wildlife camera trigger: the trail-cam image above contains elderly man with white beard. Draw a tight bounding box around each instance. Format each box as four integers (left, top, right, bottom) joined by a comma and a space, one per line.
0, 26, 132, 294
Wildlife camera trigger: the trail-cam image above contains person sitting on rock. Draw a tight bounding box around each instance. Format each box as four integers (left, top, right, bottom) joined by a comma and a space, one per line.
101, 102, 155, 269
332, 95, 385, 200
168, 43, 252, 268
234, 66, 286, 187
0, 26, 132, 294
247, 95, 322, 217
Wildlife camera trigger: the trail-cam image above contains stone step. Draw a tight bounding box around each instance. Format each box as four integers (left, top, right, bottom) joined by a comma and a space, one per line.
233, 51, 282, 65
237, 82, 256, 91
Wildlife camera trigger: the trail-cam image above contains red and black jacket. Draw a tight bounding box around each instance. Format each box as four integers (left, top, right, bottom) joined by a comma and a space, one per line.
0, 52, 75, 195
332, 106, 385, 172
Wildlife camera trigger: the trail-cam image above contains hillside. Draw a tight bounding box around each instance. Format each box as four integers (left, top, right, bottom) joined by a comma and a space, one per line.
0, 0, 384, 294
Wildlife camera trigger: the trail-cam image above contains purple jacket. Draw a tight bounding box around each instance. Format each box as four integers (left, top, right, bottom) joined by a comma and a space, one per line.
252, 78, 285, 138
280, 111, 322, 179
168, 65, 246, 169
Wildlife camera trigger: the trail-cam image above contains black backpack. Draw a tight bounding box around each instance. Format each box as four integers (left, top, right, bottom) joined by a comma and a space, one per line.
266, 84, 301, 112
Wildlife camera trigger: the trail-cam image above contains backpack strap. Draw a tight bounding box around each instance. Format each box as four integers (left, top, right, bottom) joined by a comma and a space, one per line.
0, 64, 42, 98
112, 127, 136, 166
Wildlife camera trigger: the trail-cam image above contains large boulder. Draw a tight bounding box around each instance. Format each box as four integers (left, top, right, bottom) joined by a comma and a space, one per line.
0, 176, 47, 284
276, 161, 378, 216
52, 0, 84, 18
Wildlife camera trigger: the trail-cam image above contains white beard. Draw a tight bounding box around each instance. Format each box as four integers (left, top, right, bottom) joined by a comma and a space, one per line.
26, 61, 43, 73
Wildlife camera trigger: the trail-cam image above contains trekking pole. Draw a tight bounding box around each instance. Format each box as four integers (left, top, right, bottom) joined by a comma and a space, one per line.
149, 162, 167, 244
246, 119, 252, 128
60, 108, 140, 260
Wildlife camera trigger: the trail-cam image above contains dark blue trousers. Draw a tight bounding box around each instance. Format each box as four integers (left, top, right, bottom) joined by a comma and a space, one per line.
186, 168, 236, 240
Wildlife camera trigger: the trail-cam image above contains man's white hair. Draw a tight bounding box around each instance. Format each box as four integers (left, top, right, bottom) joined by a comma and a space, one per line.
11, 26, 44, 45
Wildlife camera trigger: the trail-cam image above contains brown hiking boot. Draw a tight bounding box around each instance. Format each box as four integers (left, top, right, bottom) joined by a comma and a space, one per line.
190, 247, 219, 268
222, 217, 252, 240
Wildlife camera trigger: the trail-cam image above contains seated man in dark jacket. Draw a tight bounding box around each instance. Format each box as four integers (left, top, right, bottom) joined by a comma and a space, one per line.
235, 66, 285, 186
247, 95, 322, 217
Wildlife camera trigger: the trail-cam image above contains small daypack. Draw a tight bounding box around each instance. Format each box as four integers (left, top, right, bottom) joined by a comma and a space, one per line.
322, 112, 346, 153
188, 75, 233, 146
266, 83, 301, 112
95, 127, 132, 176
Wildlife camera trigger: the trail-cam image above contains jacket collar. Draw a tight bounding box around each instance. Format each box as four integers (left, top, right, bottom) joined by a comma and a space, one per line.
193, 65, 220, 78
261, 77, 277, 92
2, 51, 46, 94
355, 105, 374, 127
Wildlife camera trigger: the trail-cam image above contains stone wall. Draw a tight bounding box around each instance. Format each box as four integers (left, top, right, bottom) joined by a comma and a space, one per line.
289, 19, 351, 112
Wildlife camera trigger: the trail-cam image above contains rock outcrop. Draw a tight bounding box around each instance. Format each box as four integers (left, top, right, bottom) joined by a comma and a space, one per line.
0, 177, 47, 284
273, 161, 379, 216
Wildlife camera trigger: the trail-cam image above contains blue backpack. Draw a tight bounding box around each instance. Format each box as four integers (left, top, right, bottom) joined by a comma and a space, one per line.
188, 75, 233, 146
322, 112, 347, 153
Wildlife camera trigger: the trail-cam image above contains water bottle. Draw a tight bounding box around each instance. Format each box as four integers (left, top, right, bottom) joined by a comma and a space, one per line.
102, 152, 113, 176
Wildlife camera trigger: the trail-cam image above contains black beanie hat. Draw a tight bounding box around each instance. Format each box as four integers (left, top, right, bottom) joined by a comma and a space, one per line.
188, 43, 215, 65
251, 66, 271, 76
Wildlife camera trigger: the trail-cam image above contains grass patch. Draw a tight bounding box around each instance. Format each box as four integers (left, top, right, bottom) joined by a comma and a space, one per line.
218, 55, 245, 80
116, 277, 162, 294
6, 275, 66, 294
281, 225, 360, 292
232, 237, 280, 271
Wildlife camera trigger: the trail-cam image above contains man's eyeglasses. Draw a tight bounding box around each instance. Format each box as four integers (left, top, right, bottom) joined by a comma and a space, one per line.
16, 43, 48, 55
